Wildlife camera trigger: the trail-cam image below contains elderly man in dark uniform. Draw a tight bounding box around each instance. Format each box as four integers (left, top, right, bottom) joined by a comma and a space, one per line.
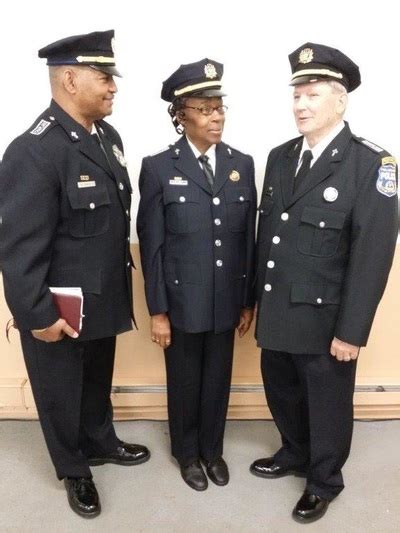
0, 30, 149, 518
250, 43, 398, 523
137, 59, 257, 491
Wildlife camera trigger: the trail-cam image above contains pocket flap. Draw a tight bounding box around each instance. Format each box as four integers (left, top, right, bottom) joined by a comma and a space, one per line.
67, 183, 111, 210
300, 207, 346, 229
163, 186, 199, 205
290, 282, 341, 305
225, 186, 250, 204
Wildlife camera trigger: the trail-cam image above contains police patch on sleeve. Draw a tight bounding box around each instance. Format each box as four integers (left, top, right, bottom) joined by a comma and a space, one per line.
30, 119, 51, 135
376, 156, 397, 197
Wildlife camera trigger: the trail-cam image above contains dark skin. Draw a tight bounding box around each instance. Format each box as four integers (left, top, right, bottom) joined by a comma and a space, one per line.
151, 97, 254, 349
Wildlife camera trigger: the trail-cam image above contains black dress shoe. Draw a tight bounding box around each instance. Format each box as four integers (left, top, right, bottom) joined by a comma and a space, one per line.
180, 460, 208, 491
202, 457, 229, 486
250, 457, 305, 478
64, 477, 101, 518
292, 491, 329, 523
88, 442, 150, 466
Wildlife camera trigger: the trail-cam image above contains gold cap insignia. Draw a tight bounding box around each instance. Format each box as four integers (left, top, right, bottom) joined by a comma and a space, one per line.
299, 48, 314, 64
229, 170, 240, 182
204, 63, 217, 79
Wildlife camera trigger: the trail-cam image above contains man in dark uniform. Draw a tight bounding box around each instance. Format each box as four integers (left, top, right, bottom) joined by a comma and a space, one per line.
137, 59, 257, 491
0, 30, 149, 518
250, 43, 398, 523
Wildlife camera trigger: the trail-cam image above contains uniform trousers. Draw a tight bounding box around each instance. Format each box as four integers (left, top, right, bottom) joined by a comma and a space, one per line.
261, 349, 357, 501
20, 332, 120, 480
164, 327, 235, 467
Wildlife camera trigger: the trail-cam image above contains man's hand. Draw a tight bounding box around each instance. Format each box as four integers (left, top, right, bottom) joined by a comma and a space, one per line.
151, 313, 171, 349
31, 318, 78, 342
330, 336, 360, 362
236, 308, 254, 338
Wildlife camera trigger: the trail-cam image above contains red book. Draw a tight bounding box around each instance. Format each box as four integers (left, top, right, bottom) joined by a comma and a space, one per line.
49, 287, 84, 334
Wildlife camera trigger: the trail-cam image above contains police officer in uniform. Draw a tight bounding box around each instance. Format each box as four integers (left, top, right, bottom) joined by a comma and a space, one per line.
0, 30, 149, 518
137, 59, 257, 490
250, 43, 398, 523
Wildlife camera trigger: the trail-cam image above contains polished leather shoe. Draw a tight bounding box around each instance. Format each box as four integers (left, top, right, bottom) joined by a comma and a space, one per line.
292, 491, 329, 523
202, 457, 229, 486
88, 442, 150, 466
250, 457, 305, 478
180, 460, 208, 491
64, 477, 100, 518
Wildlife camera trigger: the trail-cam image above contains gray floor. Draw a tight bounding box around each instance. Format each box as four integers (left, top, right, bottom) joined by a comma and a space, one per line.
0, 420, 399, 532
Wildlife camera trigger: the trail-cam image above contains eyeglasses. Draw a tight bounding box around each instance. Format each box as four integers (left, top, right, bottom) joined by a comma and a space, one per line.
183, 104, 228, 116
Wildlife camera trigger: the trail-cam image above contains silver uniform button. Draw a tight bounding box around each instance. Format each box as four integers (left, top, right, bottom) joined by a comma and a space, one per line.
319, 221, 325, 228
179, 196, 186, 203
216, 260, 223, 267
272, 236, 280, 244
316, 298, 322, 304
127, 236, 130, 242
127, 262, 130, 267
239, 196, 245, 202
213, 197, 220, 205
264, 284, 272, 292
215, 239, 222, 247
281, 212, 289, 221
49, 116, 55, 121
267, 260, 275, 269
89, 202, 95, 210
214, 218, 221, 226
119, 183, 124, 191
174, 279, 179, 285
126, 209, 129, 216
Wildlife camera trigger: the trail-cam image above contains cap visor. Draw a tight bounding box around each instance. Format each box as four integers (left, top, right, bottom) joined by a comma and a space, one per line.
189, 88, 227, 98
90, 65, 122, 78
289, 74, 324, 86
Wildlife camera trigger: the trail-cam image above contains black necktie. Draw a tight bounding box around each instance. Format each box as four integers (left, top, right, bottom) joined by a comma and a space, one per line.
198, 154, 214, 190
294, 149, 313, 193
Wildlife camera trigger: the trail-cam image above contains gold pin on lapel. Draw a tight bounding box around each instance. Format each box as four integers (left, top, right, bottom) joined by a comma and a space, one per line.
229, 170, 240, 182
80, 175, 90, 181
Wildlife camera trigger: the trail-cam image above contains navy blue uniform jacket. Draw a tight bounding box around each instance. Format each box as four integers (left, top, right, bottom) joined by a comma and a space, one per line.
137, 136, 257, 334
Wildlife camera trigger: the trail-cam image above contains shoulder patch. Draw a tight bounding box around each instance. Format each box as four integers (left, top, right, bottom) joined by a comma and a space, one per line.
30, 119, 51, 136
376, 156, 397, 197
356, 136, 384, 153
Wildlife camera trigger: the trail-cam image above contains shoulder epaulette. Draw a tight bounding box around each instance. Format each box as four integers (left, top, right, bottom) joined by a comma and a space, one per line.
353, 136, 385, 153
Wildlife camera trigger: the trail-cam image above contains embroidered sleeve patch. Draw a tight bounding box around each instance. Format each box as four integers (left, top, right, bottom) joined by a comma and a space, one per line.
30, 119, 51, 136
376, 156, 397, 197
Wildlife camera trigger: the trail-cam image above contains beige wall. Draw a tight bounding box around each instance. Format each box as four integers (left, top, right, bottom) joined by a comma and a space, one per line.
1, 244, 400, 420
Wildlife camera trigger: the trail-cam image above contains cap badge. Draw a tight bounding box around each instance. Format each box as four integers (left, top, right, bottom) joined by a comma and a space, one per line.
299, 48, 314, 64
229, 170, 240, 182
204, 63, 218, 79
323, 187, 338, 202
112, 144, 127, 167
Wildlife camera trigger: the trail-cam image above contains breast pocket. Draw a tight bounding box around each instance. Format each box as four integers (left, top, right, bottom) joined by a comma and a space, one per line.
67, 182, 111, 238
163, 187, 200, 234
297, 206, 346, 257
225, 187, 251, 232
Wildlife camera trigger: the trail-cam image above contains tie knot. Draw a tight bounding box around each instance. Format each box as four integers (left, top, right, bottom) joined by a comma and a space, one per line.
301, 150, 313, 165
198, 154, 209, 163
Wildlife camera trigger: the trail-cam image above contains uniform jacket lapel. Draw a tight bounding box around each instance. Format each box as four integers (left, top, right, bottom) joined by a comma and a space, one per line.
286, 123, 353, 208
214, 142, 235, 196
280, 139, 302, 208
49, 100, 113, 178
172, 136, 212, 195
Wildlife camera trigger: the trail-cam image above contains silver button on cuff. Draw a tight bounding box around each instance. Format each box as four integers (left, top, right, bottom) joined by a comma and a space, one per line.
214, 218, 221, 226
216, 260, 223, 267
215, 239, 222, 247
89, 202, 95, 210
267, 260, 275, 269
264, 284, 272, 292
272, 236, 280, 244
281, 212, 289, 221
213, 197, 220, 205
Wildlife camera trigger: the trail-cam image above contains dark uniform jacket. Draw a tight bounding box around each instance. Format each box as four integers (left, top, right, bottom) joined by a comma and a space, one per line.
256, 122, 398, 354
137, 135, 257, 334
0, 99, 134, 341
